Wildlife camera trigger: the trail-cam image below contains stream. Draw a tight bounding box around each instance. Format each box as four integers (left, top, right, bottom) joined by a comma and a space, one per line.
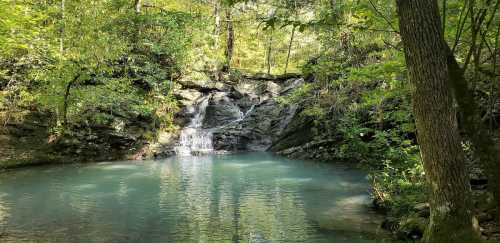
0, 153, 389, 242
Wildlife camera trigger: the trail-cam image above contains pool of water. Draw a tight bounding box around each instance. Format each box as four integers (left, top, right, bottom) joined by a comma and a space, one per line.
0, 153, 390, 242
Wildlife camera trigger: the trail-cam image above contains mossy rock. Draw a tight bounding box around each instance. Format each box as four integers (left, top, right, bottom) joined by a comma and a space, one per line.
397, 215, 428, 240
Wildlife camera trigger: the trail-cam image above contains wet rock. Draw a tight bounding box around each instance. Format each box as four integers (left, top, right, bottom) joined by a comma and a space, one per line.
269, 111, 316, 153
165, 74, 305, 156
203, 92, 242, 128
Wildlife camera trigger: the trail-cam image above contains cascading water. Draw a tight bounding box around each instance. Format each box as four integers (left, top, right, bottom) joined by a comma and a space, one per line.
174, 96, 214, 156
236, 105, 255, 122
174, 95, 258, 156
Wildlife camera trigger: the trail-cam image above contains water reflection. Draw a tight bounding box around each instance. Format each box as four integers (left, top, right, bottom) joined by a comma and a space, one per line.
0, 153, 388, 242
0, 193, 10, 234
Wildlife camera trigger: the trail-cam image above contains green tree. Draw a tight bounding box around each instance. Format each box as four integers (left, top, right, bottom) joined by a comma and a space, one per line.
396, 0, 481, 242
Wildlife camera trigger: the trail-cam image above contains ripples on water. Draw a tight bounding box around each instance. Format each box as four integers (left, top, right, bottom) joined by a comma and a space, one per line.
0, 153, 390, 243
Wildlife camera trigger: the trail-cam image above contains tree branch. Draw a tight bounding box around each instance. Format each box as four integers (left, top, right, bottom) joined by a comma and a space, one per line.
367, 0, 399, 34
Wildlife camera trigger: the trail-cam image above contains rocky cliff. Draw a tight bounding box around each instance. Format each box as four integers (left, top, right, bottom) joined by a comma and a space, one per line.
148, 72, 306, 157
0, 72, 326, 167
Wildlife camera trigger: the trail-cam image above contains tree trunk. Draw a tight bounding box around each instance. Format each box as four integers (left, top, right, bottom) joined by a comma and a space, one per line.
491, 24, 500, 134
60, 0, 65, 54
213, 0, 221, 49
396, 0, 481, 242
443, 0, 500, 222
266, 30, 274, 75
131, 0, 142, 52
330, 0, 336, 11
134, 0, 141, 13
284, 25, 296, 74
446, 43, 500, 222
222, 7, 234, 72
441, 0, 447, 31
62, 74, 80, 129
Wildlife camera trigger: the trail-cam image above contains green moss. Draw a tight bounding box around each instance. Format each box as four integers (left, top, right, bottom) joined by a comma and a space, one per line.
423, 224, 483, 243
397, 215, 427, 240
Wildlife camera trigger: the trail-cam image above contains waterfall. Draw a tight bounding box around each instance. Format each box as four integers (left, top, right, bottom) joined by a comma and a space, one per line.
174, 96, 214, 156
175, 93, 259, 156
235, 105, 255, 123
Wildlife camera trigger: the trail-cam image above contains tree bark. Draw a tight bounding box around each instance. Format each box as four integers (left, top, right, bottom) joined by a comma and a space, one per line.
134, 0, 141, 13
62, 74, 80, 129
396, 0, 481, 242
60, 0, 65, 54
222, 7, 234, 72
213, 0, 221, 49
443, 0, 500, 222
266, 30, 274, 75
491, 24, 500, 133
284, 25, 296, 74
441, 0, 447, 32
446, 43, 500, 222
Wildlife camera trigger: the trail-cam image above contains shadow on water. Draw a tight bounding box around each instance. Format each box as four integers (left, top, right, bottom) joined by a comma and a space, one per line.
0, 152, 395, 242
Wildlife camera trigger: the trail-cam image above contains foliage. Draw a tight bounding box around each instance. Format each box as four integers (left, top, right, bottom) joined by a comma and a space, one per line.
166, 0, 320, 75
1, 0, 192, 134
283, 0, 499, 224
275, 0, 428, 218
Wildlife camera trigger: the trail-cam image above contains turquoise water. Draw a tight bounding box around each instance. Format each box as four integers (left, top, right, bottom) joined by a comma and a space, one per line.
0, 153, 389, 242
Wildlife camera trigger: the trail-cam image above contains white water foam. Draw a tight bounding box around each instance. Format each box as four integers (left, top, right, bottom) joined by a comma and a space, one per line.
174, 96, 214, 156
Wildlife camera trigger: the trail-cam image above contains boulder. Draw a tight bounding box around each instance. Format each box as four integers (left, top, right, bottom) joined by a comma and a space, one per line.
174, 89, 203, 107
234, 81, 261, 99
263, 81, 281, 96
212, 99, 290, 152
178, 79, 229, 92
397, 216, 427, 241
203, 92, 242, 128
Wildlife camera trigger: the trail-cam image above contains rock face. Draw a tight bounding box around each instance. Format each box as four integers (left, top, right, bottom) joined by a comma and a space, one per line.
203, 92, 243, 128
0, 72, 309, 165
0, 111, 54, 168
171, 74, 305, 155
0, 105, 158, 168
52, 119, 149, 161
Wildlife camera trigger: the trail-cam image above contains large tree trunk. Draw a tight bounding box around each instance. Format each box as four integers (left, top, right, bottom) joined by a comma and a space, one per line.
222, 7, 234, 72
396, 0, 481, 242
446, 44, 500, 222
443, 0, 500, 221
